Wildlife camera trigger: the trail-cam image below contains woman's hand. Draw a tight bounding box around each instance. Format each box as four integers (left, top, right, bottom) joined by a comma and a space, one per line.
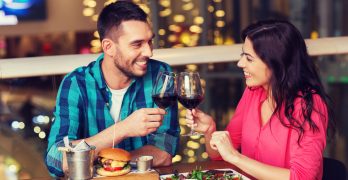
210, 131, 241, 164
185, 109, 215, 134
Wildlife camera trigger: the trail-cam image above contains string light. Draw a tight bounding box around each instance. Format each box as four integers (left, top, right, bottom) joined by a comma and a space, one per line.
34, 126, 41, 133
215, 10, 225, 17
159, 0, 170, 7
193, 16, 204, 25
182, 2, 194, 11
216, 20, 225, 27
158, 29, 166, 36
208, 5, 214, 12
173, 14, 185, 23
159, 9, 172, 17
201, 152, 209, 159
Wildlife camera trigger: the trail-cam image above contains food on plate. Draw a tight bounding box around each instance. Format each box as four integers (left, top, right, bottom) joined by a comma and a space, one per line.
96, 148, 131, 176
162, 169, 243, 180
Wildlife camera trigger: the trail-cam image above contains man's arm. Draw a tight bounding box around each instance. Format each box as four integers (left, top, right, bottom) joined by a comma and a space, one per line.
61, 108, 167, 172
131, 145, 172, 166
144, 63, 180, 163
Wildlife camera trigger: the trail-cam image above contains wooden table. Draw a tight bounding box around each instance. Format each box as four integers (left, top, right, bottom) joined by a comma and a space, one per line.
92, 160, 254, 179
32, 160, 251, 179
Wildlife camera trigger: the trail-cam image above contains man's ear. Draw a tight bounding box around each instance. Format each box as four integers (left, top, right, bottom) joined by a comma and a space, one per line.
101, 38, 115, 57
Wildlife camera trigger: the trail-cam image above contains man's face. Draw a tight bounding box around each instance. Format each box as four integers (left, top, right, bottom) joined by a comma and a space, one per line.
112, 20, 154, 78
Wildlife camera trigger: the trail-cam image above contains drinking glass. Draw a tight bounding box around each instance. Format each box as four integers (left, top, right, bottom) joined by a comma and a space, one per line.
151, 71, 177, 135
177, 72, 204, 136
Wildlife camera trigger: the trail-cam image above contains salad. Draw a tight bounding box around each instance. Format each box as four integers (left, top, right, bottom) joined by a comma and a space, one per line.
161, 168, 244, 180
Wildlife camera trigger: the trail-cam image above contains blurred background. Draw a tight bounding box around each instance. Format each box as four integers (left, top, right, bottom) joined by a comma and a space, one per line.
1, 0, 348, 179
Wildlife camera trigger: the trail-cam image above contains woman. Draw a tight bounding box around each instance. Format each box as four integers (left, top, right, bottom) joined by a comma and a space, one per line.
187, 20, 334, 179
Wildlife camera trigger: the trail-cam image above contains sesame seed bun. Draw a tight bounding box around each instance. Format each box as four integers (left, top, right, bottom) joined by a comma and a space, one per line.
98, 148, 131, 162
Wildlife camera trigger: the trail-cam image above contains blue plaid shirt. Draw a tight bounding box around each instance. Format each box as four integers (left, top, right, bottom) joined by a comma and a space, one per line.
45, 54, 180, 177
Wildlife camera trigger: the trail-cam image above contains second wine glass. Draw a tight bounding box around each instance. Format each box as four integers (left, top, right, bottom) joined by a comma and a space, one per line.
177, 72, 204, 136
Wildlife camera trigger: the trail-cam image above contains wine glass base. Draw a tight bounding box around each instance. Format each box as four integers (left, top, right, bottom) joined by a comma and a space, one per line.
181, 132, 203, 137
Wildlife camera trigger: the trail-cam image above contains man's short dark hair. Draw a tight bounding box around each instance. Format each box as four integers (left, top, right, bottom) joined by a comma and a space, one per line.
97, 1, 148, 40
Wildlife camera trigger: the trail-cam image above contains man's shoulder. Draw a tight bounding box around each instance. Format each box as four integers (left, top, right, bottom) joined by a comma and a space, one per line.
62, 60, 97, 82
148, 59, 172, 73
148, 59, 170, 67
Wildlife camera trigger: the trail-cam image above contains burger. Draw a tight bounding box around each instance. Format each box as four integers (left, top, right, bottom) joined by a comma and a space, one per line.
96, 148, 131, 176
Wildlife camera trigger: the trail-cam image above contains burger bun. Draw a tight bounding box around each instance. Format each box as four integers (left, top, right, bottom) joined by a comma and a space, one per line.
98, 148, 131, 161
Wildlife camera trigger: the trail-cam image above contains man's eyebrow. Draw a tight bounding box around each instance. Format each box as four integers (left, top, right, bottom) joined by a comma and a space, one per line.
130, 34, 155, 44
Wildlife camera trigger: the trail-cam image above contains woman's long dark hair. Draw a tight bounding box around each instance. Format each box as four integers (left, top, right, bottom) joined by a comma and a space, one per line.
241, 20, 335, 144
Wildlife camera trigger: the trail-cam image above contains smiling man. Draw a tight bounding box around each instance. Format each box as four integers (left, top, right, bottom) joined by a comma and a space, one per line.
45, 1, 179, 177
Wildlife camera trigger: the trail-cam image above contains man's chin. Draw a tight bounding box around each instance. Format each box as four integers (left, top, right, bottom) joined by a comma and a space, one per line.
128, 69, 147, 78
133, 71, 147, 77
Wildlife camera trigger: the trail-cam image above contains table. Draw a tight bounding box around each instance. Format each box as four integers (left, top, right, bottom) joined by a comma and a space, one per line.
94, 160, 253, 179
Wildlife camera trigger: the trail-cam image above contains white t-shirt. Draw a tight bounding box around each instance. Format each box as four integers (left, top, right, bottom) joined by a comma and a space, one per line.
108, 85, 129, 123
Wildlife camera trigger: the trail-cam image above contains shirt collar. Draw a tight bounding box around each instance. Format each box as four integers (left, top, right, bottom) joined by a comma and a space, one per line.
90, 53, 106, 89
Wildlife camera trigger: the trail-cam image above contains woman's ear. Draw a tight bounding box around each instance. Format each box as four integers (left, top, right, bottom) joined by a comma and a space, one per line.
101, 38, 115, 57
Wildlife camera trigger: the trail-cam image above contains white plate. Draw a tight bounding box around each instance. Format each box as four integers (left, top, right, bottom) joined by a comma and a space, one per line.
160, 168, 250, 180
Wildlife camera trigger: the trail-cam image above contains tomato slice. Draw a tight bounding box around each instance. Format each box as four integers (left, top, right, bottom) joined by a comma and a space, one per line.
104, 166, 123, 171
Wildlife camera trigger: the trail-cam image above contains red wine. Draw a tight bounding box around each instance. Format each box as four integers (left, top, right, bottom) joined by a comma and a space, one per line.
152, 94, 178, 109
178, 95, 203, 109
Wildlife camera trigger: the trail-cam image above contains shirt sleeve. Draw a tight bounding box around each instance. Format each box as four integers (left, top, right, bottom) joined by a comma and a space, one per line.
45, 76, 82, 177
210, 88, 250, 161
147, 64, 180, 156
226, 88, 251, 150
289, 95, 328, 180
147, 102, 179, 156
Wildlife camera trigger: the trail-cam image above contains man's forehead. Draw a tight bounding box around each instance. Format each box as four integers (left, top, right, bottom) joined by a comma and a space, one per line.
116, 21, 153, 40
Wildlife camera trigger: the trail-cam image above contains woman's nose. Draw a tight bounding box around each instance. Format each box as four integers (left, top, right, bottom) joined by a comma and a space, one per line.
237, 57, 245, 68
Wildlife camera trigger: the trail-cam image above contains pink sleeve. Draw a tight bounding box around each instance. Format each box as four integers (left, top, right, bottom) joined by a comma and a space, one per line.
210, 88, 250, 161
225, 88, 251, 150
289, 95, 328, 180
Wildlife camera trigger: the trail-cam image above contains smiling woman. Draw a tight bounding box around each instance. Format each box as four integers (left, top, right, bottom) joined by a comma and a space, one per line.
184, 20, 336, 180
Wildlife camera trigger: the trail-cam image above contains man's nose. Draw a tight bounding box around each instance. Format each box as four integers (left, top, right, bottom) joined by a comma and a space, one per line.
142, 44, 153, 57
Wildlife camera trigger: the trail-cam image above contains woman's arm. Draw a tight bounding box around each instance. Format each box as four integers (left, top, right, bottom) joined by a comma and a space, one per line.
210, 131, 290, 180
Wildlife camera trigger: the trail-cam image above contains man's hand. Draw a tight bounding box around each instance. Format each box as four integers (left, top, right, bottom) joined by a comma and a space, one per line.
120, 108, 166, 137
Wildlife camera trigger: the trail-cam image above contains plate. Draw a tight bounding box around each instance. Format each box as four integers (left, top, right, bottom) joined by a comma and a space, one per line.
160, 168, 250, 180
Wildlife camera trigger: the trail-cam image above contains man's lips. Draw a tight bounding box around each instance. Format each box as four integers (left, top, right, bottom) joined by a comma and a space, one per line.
135, 60, 148, 69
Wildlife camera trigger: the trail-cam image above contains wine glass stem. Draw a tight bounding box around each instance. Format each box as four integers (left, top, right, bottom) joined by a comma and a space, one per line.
190, 122, 195, 134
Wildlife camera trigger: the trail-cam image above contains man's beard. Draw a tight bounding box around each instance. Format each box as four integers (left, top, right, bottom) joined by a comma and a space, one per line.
113, 58, 147, 78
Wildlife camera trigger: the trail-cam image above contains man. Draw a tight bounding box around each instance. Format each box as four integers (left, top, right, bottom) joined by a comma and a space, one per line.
45, 1, 179, 177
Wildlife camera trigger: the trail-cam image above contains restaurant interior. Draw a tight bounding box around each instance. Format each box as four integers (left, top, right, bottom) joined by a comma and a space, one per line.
1, 0, 348, 179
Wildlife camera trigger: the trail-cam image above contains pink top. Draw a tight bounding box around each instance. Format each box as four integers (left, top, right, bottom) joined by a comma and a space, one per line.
223, 87, 328, 180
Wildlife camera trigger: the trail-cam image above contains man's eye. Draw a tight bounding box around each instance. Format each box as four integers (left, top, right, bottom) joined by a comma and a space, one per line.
133, 43, 142, 48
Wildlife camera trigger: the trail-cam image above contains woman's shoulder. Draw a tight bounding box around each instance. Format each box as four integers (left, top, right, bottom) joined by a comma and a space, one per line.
294, 92, 327, 109
243, 86, 266, 99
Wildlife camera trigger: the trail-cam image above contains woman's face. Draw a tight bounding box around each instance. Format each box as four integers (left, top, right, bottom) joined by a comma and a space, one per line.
237, 37, 272, 90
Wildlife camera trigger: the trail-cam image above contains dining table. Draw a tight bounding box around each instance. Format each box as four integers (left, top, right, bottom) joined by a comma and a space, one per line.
94, 160, 253, 180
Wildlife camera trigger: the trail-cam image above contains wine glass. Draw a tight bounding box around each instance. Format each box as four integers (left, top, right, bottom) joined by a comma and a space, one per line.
177, 72, 204, 136
151, 71, 177, 135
